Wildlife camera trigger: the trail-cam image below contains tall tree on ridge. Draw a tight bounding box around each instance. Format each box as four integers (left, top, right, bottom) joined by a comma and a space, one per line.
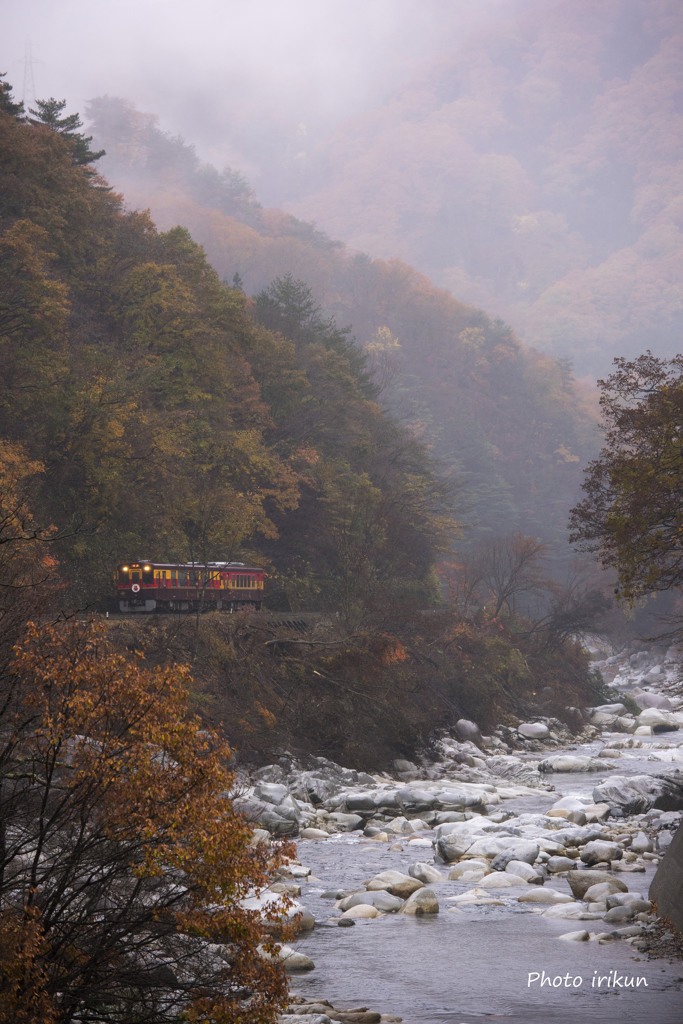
28, 98, 104, 165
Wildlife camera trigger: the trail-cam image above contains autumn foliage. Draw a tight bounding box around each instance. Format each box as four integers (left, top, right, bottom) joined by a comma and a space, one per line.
0, 89, 455, 620
0, 619, 291, 1024
570, 352, 683, 607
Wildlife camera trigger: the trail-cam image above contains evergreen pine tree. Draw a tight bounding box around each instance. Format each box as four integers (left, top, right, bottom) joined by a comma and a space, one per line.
0, 73, 24, 118
28, 97, 105, 164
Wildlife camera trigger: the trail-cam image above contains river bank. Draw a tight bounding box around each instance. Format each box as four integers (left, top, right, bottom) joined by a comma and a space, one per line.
242, 642, 683, 1024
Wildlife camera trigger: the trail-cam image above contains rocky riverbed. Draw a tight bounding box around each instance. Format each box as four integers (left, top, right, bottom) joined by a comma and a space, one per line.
239, 643, 683, 1024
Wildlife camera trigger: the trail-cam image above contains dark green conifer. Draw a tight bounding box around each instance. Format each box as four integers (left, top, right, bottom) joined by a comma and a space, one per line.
28, 97, 105, 164
0, 73, 24, 118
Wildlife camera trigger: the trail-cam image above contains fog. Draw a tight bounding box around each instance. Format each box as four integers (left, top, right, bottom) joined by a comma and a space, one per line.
4, 0, 683, 375
3, 0, 512, 183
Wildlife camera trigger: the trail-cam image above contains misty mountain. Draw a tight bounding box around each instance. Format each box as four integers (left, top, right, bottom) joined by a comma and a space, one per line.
9, 1, 681, 379
88, 94, 597, 561
265, 0, 683, 378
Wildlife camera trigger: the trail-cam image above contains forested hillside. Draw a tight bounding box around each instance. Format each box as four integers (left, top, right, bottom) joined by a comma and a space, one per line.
88, 94, 597, 560
0, 87, 453, 617
0, 72, 612, 764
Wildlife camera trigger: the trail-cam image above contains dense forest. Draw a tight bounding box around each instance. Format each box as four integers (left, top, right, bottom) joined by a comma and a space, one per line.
0, 84, 456, 620
0, 74, 609, 763
88, 93, 598, 559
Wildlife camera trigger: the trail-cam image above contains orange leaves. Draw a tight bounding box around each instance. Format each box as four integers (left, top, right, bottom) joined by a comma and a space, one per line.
374, 633, 409, 665
0, 907, 55, 1024
1, 618, 291, 1022
255, 700, 277, 728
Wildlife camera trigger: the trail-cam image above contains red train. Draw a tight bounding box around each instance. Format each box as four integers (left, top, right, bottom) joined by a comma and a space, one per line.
115, 560, 265, 613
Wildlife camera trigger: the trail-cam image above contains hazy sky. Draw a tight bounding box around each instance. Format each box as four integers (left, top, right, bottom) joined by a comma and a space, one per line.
2, 0, 515, 167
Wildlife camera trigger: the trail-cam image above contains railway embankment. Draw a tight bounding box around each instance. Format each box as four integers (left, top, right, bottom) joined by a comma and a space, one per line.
103, 608, 611, 771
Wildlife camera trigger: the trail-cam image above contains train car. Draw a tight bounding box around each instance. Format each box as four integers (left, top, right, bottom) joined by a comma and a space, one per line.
115, 560, 265, 613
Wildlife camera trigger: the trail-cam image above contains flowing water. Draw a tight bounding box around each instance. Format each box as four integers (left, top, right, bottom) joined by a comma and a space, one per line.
288, 734, 683, 1024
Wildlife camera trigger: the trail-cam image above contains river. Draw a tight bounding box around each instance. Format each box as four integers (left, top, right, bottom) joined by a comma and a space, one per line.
285, 730, 683, 1024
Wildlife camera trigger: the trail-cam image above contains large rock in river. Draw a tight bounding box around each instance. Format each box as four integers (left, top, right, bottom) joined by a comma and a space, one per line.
366, 870, 424, 899
580, 839, 623, 866
636, 708, 680, 732
400, 888, 439, 915
518, 722, 550, 739
490, 841, 540, 870
592, 770, 683, 813
409, 861, 443, 884
567, 870, 628, 900
234, 784, 303, 835
649, 820, 683, 936
337, 891, 404, 913
538, 755, 604, 773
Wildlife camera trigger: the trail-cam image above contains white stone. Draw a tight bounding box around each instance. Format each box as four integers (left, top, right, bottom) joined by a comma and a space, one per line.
583, 881, 627, 902
337, 891, 404, 913
538, 755, 603, 773
258, 943, 315, 971
546, 856, 576, 873
518, 722, 550, 739
636, 708, 680, 730
542, 904, 604, 919
592, 703, 628, 715
409, 861, 443, 884
548, 796, 588, 811
447, 858, 490, 878
583, 803, 610, 822
630, 831, 652, 854
635, 690, 672, 709
479, 872, 528, 887
517, 888, 574, 904
505, 860, 543, 882
465, 836, 520, 858
299, 827, 330, 839
340, 904, 379, 920
447, 888, 506, 906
